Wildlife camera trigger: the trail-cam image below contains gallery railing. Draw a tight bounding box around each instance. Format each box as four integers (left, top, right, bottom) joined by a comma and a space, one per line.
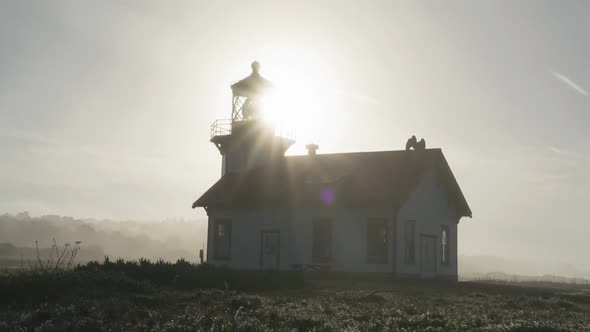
210, 118, 296, 141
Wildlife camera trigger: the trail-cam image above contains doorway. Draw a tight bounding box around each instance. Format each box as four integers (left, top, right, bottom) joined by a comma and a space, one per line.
420, 235, 437, 278
260, 231, 280, 270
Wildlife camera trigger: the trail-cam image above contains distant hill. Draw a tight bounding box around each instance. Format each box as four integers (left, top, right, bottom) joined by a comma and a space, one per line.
459, 254, 590, 282
0, 212, 207, 263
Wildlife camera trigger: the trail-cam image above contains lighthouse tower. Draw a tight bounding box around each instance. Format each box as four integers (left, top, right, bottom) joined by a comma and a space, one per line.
210, 61, 295, 176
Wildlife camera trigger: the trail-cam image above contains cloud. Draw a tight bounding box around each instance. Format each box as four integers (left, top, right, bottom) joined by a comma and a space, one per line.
547, 145, 587, 161
547, 145, 574, 157
551, 71, 588, 96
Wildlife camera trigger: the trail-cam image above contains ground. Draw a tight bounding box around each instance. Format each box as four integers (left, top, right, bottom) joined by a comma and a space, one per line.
1, 272, 590, 332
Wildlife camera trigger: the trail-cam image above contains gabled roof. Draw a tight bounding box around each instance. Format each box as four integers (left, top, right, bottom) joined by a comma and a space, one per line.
192, 149, 472, 218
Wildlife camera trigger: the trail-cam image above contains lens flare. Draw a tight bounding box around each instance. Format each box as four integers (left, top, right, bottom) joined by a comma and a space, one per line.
320, 188, 335, 205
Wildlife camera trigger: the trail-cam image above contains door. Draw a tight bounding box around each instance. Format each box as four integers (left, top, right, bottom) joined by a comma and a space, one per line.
260, 231, 280, 270
420, 235, 436, 278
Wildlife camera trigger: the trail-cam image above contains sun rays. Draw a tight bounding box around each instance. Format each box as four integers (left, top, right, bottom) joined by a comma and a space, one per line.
254, 52, 333, 147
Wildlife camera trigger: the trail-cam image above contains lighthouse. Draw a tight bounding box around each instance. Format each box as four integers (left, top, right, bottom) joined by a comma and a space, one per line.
210, 61, 295, 176
194, 62, 471, 276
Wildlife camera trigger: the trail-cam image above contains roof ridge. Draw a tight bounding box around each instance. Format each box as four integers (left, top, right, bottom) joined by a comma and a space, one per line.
286, 148, 442, 159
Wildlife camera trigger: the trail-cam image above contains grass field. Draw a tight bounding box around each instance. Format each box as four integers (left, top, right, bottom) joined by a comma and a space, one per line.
1, 262, 589, 331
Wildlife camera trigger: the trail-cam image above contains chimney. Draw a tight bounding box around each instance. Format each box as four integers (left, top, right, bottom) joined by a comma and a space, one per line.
305, 144, 319, 156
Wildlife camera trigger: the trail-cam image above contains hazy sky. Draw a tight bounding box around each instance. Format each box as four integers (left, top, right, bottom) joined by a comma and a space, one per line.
1, 1, 589, 268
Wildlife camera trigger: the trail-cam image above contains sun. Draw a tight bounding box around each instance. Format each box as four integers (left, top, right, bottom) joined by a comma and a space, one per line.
261, 87, 325, 142
255, 52, 331, 149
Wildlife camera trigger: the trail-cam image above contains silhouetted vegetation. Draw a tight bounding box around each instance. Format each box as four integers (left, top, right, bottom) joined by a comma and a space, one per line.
1, 265, 589, 331
75, 257, 304, 291
0, 258, 303, 304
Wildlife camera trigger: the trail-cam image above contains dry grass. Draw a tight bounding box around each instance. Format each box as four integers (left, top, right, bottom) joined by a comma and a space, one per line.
1, 263, 589, 331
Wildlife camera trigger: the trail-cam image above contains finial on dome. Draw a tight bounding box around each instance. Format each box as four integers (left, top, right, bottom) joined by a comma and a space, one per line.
251, 61, 260, 74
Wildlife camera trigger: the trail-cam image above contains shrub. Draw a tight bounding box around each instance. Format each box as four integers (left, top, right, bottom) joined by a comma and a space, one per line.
75, 258, 304, 291
0, 259, 303, 304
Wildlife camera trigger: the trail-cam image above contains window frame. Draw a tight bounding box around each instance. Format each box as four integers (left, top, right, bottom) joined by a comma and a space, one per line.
441, 225, 450, 266
312, 219, 333, 263
366, 218, 388, 264
213, 219, 232, 260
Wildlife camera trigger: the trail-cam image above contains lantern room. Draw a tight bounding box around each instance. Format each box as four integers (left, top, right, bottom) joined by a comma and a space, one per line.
230, 61, 271, 122
209, 62, 295, 176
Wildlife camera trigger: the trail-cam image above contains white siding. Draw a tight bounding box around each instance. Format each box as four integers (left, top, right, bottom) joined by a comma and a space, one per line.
207, 208, 293, 270
206, 170, 460, 279
207, 206, 397, 272
290, 207, 395, 273
396, 170, 459, 279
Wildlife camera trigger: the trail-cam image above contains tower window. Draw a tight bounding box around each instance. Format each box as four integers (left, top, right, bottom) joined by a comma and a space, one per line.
312, 219, 332, 262
367, 219, 387, 264
214, 220, 231, 260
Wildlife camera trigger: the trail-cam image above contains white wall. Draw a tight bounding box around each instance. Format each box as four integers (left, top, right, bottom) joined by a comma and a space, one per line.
206, 169, 461, 278
207, 206, 397, 273
290, 206, 396, 273
396, 170, 459, 279
207, 207, 293, 270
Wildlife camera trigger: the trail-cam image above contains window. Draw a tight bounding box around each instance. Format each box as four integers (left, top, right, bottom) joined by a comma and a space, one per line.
312, 219, 332, 262
214, 220, 231, 260
367, 219, 387, 263
404, 220, 416, 264
441, 225, 450, 265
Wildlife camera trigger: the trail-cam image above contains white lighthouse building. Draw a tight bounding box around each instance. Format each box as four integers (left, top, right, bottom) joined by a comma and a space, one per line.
193, 62, 471, 279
